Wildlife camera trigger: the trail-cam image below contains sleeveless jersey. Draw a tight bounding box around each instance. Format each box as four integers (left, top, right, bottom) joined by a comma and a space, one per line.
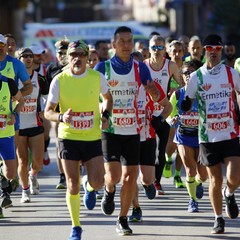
19, 71, 42, 129
0, 77, 14, 137
104, 60, 140, 135
144, 58, 171, 116
58, 69, 102, 141
195, 65, 239, 143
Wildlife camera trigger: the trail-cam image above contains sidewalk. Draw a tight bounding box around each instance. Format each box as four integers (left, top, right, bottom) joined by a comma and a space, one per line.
1, 138, 240, 240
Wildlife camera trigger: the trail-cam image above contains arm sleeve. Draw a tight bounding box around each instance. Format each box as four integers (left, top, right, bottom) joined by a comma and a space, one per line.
13, 59, 30, 83
94, 61, 106, 75
8, 78, 19, 96
185, 74, 198, 99
47, 76, 59, 104
139, 62, 152, 85
100, 73, 109, 95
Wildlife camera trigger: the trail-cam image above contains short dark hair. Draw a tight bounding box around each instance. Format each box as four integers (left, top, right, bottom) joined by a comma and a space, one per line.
4, 33, 16, 41
95, 40, 109, 50
114, 26, 132, 40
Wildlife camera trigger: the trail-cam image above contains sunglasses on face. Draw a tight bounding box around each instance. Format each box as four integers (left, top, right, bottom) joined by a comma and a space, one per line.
182, 70, 193, 76
204, 45, 223, 52
21, 54, 34, 58
0, 42, 6, 48
70, 52, 87, 58
58, 51, 66, 56
151, 45, 165, 51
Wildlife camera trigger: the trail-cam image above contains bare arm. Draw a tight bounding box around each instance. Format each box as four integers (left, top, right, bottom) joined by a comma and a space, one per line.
20, 79, 33, 97
44, 101, 60, 122
143, 80, 161, 102
8, 90, 24, 125
158, 97, 173, 120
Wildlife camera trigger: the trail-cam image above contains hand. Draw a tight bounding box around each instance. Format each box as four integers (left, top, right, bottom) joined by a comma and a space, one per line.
7, 113, 16, 125
63, 108, 73, 123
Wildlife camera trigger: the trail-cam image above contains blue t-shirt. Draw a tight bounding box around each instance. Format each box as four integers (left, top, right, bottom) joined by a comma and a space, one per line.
0, 55, 29, 86
94, 54, 152, 85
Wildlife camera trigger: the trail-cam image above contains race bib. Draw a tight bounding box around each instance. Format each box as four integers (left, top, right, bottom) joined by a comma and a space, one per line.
180, 112, 199, 127
207, 113, 230, 131
112, 109, 136, 127
70, 111, 94, 130
0, 114, 7, 130
22, 98, 37, 114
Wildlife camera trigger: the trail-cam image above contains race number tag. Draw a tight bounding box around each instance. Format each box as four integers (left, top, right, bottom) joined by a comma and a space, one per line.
112, 109, 136, 127
70, 111, 94, 130
181, 112, 199, 127
207, 113, 230, 131
22, 98, 37, 113
0, 114, 7, 130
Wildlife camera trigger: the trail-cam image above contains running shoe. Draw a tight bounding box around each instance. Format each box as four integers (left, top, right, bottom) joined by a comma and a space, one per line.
68, 226, 82, 240
101, 187, 115, 215
163, 161, 173, 178
29, 173, 40, 195
56, 174, 66, 189
188, 198, 199, 213
211, 217, 225, 234
0, 207, 3, 218
82, 175, 96, 210
116, 216, 133, 235
0, 192, 12, 208
154, 182, 165, 195
43, 151, 50, 166
128, 207, 142, 222
174, 176, 185, 188
222, 187, 239, 219
196, 183, 204, 199
143, 183, 156, 199
21, 189, 31, 203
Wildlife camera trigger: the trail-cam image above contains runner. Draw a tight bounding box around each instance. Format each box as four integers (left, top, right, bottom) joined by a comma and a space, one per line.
44, 40, 113, 240
182, 34, 240, 234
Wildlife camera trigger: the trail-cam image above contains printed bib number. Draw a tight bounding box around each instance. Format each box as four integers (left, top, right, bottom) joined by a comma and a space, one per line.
208, 121, 229, 131
0, 114, 7, 130
112, 109, 136, 127
181, 113, 199, 127
22, 98, 37, 113
207, 113, 230, 131
70, 111, 94, 130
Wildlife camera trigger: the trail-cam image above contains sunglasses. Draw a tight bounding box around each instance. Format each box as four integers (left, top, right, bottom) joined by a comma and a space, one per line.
205, 45, 223, 52
0, 42, 6, 47
58, 51, 66, 56
151, 45, 165, 51
70, 52, 87, 58
182, 70, 193, 76
21, 54, 34, 58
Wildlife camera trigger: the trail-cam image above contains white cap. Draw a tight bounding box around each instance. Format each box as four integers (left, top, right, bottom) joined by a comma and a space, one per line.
0, 34, 6, 44
29, 45, 45, 54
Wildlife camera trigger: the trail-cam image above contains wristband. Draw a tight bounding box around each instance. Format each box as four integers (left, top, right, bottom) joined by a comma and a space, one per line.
12, 111, 19, 118
102, 110, 110, 120
58, 114, 64, 122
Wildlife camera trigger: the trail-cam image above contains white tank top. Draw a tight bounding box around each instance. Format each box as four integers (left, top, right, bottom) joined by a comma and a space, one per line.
19, 71, 42, 129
